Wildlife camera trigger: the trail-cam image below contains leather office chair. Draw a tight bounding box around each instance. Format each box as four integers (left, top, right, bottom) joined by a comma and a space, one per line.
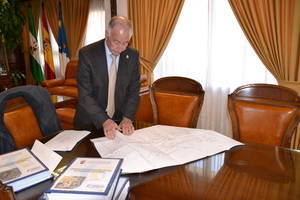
40, 60, 78, 130
134, 86, 154, 129
41, 60, 78, 98
0, 86, 62, 154
150, 76, 205, 128
228, 83, 300, 147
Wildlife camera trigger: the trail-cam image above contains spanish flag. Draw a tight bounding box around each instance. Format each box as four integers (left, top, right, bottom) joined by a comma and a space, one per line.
41, 2, 55, 80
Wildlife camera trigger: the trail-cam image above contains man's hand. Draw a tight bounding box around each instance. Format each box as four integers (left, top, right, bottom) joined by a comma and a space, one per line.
103, 119, 120, 139
119, 117, 134, 136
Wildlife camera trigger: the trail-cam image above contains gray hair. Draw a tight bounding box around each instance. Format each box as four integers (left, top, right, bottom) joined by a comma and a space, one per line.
107, 16, 133, 37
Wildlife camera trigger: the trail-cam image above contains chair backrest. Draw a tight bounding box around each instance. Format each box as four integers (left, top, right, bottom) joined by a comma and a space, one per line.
228, 83, 300, 147
0, 85, 62, 154
64, 60, 78, 86
4, 102, 43, 149
134, 87, 154, 129
150, 76, 205, 128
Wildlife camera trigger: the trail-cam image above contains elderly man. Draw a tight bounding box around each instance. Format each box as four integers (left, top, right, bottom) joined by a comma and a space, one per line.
74, 16, 140, 139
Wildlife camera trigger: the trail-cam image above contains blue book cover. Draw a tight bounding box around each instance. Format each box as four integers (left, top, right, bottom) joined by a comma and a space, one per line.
0, 148, 53, 192
45, 157, 122, 200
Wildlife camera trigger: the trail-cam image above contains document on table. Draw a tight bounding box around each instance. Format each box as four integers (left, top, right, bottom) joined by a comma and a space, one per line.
45, 130, 90, 151
91, 125, 243, 174
31, 140, 62, 172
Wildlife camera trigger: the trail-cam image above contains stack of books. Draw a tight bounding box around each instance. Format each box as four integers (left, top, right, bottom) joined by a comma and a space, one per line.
113, 177, 130, 200
0, 148, 53, 192
44, 157, 124, 200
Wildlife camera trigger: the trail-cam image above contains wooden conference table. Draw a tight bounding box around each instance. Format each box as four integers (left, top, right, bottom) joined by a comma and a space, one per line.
15, 130, 300, 200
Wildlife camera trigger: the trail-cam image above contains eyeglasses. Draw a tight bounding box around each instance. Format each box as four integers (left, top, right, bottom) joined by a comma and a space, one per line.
110, 38, 129, 48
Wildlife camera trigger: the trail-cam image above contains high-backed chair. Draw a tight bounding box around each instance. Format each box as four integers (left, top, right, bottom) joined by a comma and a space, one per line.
228, 83, 300, 147
134, 86, 154, 129
0, 86, 62, 154
150, 76, 205, 128
41, 60, 78, 98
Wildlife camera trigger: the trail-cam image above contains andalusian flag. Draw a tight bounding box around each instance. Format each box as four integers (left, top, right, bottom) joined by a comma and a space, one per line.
41, 2, 56, 80
58, 2, 70, 77
28, 6, 44, 83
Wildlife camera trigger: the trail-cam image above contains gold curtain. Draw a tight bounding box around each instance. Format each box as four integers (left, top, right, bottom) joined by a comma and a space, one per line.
44, 0, 90, 59
21, 3, 34, 85
29, 0, 40, 31
228, 0, 300, 89
128, 0, 185, 85
229, 0, 300, 149
43, 0, 58, 40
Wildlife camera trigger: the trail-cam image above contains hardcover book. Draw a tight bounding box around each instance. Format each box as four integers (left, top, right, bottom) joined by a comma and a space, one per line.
113, 177, 130, 200
45, 157, 122, 200
0, 148, 52, 192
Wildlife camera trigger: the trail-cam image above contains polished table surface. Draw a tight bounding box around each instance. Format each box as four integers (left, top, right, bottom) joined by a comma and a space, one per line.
15, 130, 300, 200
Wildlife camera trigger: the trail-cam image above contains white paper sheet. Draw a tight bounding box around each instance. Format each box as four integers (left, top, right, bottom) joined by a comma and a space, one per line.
45, 130, 90, 151
91, 125, 243, 174
31, 140, 62, 172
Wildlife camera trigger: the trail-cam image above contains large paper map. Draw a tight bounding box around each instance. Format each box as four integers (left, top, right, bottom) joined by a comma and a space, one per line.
91, 125, 242, 174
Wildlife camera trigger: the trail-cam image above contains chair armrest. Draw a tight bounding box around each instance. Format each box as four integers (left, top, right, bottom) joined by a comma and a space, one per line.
64, 79, 77, 86
41, 79, 65, 87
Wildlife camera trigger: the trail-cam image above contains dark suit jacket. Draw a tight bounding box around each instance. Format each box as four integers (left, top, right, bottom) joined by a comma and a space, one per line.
73, 39, 140, 131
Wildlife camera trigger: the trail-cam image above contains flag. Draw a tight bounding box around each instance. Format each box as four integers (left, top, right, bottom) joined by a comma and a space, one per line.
58, 1, 70, 78
28, 6, 45, 83
41, 2, 56, 80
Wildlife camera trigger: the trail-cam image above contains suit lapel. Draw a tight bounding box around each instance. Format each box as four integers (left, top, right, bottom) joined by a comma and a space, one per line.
115, 50, 130, 109
93, 40, 108, 89
116, 50, 129, 88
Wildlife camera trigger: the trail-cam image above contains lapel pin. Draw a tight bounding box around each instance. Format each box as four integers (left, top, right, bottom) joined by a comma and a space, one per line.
126, 55, 129, 59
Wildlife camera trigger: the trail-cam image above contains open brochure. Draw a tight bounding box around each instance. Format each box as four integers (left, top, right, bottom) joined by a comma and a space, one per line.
0, 148, 53, 192
45, 157, 122, 200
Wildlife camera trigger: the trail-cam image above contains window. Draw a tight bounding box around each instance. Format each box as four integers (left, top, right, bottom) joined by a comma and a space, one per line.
154, 0, 276, 136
